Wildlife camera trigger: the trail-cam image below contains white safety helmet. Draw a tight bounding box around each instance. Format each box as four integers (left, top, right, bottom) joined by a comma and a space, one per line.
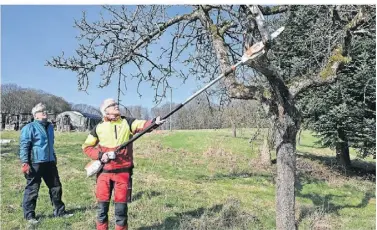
100, 98, 117, 116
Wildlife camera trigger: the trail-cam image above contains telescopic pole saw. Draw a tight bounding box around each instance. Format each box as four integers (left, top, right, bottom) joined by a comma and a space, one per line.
85, 27, 285, 177
114, 26, 285, 154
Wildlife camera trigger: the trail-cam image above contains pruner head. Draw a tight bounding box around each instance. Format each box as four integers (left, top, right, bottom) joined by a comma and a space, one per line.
241, 26, 285, 64
241, 41, 265, 63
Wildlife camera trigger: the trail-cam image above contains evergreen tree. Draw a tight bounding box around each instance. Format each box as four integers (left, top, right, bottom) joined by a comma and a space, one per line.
298, 11, 376, 166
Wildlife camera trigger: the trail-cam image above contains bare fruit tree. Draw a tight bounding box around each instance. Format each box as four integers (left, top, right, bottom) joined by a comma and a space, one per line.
47, 5, 371, 229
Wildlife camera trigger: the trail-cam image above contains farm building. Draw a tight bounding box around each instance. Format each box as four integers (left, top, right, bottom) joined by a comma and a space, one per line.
55, 111, 102, 132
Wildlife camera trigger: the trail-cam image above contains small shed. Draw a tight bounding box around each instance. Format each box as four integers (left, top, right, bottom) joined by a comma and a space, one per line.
56, 111, 102, 132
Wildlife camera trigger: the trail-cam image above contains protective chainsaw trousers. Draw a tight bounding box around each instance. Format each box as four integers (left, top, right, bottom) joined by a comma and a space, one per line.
96, 172, 131, 230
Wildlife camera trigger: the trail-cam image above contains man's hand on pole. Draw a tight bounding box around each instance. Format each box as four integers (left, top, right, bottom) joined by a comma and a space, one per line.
101, 151, 116, 163
107, 151, 116, 160
155, 116, 166, 125
101, 153, 110, 163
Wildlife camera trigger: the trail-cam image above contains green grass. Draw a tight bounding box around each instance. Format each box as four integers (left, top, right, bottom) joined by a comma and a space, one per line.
1, 129, 375, 230
297, 130, 374, 162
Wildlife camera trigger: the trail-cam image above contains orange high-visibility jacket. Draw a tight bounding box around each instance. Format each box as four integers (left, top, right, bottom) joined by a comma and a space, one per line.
82, 117, 154, 171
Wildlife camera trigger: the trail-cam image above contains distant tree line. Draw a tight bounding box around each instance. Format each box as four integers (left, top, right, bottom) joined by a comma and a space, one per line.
2, 72, 375, 165
1, 83, 268, 131
1, 84, 71, 114
150, 94, 269, 133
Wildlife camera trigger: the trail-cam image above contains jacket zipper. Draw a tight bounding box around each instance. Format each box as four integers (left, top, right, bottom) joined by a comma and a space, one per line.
36, 122, 50, 162
46, 124, 50, 162
115, 125, 118, 139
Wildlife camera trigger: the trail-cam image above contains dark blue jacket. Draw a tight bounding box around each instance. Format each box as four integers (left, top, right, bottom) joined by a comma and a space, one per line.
19, 120, 56, 163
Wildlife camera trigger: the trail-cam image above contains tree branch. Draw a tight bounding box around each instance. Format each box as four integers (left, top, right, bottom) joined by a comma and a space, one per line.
259, 5, 289, 15
247, 5, 270, 44
289, 7, 366, 98
46, 8, 204, 91
195, 5, 269, 102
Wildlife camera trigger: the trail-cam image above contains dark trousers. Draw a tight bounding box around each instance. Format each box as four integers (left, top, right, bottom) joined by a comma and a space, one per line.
22, 162, 66, 219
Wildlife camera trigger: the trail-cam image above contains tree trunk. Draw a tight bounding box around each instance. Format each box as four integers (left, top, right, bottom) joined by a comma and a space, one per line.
276, 121, 297, 230
336, 129, 351, 168
249, 58, 300, 230
336, 142, 351, 168
276, 140, 297, 230
297, 128, 302, 146
274, 106, 299, 230
232, 122, 237, 138
260, 133, 271, 166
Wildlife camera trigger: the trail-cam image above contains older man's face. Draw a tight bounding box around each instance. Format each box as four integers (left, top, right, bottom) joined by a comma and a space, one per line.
34, 110, 48, 120
105, 102, 120, 116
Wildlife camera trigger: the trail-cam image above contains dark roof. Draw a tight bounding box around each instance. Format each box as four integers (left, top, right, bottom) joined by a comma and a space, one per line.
80, 112, 102, 120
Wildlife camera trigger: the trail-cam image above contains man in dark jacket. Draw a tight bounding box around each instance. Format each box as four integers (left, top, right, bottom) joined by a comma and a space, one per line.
19, 103, 72, 224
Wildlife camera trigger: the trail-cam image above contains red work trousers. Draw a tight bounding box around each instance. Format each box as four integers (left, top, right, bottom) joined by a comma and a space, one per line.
96, 172, 131, 230
96, 172, 131, 202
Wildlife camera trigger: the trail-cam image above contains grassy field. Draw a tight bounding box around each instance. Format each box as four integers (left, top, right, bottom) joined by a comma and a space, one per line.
0, 129, 375, 230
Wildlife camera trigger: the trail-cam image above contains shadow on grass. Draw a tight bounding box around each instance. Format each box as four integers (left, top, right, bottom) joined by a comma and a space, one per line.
295, 152, 376, 225
136, 204, 223, 230
297, 143, 327, 149
35, 205, 96, 219
69, 205, 96, 213
221, 134, 264, 142
298, 152, 375, 182
296, 164, 375, 225
296, 185, 375, 224
132, 190, 162, 202
137, 199, 261, 230
196, 172, 274, 183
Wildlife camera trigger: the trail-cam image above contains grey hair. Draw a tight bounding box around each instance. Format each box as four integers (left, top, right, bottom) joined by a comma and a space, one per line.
31, 103, 46, 117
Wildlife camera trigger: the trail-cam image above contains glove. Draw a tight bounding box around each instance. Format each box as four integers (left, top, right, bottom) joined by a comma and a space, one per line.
106, 151, 116, 160
155, 116, 166, 125
21, 163, 31, 175
100, 153, 110, 163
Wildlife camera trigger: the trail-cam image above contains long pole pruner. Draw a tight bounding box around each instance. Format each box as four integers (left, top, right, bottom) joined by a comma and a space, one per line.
114, 27, 285, 153
85, 26, 285, 177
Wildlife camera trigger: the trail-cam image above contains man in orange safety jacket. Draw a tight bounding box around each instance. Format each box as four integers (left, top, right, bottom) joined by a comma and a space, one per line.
82, 98, 165, 230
